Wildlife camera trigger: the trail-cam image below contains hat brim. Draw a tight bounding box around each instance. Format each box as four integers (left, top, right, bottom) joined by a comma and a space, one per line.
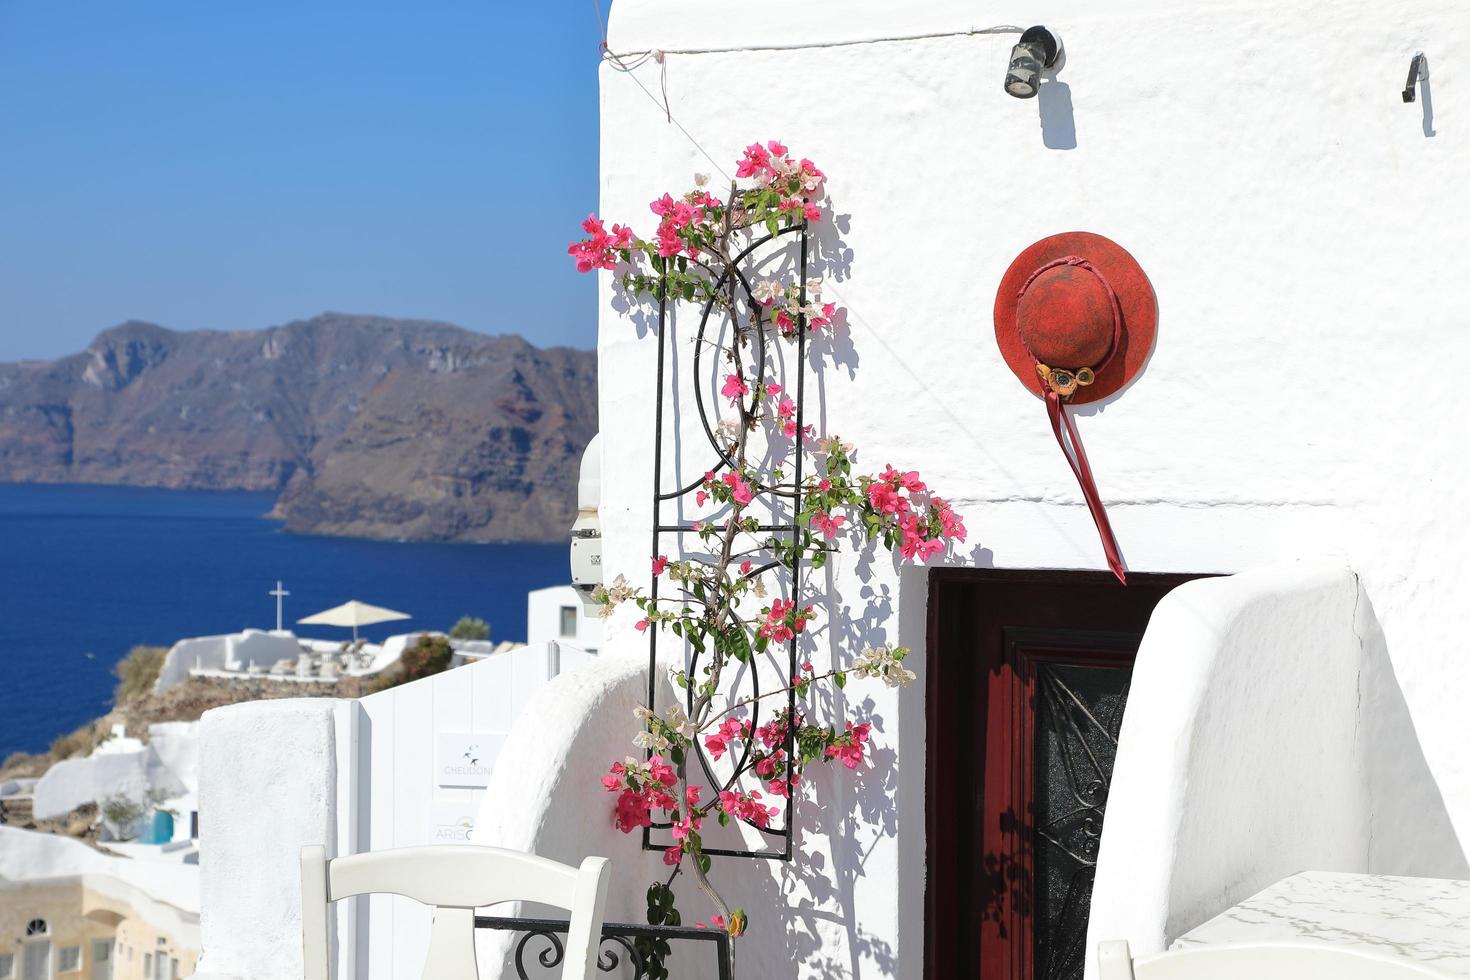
993, 232, 1157, 405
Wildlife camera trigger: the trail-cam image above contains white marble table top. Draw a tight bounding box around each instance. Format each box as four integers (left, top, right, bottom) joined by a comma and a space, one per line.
1173, 871, 1470, 975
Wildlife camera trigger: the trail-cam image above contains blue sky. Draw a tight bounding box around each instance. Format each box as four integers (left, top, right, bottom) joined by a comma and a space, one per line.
0, 1, 614, 360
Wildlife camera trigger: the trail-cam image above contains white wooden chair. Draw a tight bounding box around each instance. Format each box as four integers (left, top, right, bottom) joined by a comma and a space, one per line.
1098, 940, 1454, 979
301, 844, 610, 980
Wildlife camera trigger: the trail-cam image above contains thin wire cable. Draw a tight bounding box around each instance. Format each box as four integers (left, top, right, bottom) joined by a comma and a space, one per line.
607, 24, 1026, 58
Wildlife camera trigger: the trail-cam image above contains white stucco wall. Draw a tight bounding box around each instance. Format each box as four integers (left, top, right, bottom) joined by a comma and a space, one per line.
32, 723, 197, 821
0, 826, 199, 915
1086, 562, 1418, 973
193, 699, 343, 980
154, 631, 305, 694
471, 654, 657, 977
592, 0, 1468, 977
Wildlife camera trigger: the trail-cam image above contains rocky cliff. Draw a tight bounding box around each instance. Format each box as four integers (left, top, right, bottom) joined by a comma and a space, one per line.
0, 314, 598, 542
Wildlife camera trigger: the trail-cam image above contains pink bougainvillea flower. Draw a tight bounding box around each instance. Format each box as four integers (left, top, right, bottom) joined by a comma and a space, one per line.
671, 813, 702, 841
652, 554, 669, 576
765, 382, 783, 397
825, 722, 872, 770
634, 618, 651, 633
776, 397, 798, 436
812, 510, 846, 540
735, 142, 771, 178
808, 302, 837, 332
721, 374, 750, 403
935, 497, 968, 542
759, 599, 796, 644
867, 482, 905, 515
648, 755, 677, 787
655, 222, 684, 258
721, 471, 753, 506
739, 560, 753, 575
663, 845, 683, 866
704, 718, 745, 761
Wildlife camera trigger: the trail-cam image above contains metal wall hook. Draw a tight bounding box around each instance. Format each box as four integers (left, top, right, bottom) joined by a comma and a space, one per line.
1403, 52, 1428, 103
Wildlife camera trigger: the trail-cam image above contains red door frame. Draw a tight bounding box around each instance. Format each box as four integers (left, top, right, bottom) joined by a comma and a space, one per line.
923, 568, 1201, 980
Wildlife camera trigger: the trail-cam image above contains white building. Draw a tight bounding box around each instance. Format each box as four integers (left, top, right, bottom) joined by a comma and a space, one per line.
526, 585, 600, 654
190, 2, 1467, 979
479, 1, 1470, 978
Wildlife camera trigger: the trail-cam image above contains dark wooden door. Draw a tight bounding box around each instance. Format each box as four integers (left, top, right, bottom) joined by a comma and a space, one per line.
924, 570, 1201, 980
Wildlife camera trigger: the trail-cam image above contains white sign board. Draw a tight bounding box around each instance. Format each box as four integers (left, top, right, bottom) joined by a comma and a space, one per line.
435, 731, 504, 788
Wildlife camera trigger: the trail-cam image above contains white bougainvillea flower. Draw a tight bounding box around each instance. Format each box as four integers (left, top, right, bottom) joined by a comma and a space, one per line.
665, 704, 697, 739
752, 278, 785, 304
851, 646, 917, 687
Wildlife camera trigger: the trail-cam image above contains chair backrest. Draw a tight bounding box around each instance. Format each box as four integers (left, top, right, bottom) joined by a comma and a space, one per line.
301, 844, 610, 980
1098, 940, 1454, 980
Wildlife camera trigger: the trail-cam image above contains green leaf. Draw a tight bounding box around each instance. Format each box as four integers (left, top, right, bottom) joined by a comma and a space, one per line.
834, 670, 848, 689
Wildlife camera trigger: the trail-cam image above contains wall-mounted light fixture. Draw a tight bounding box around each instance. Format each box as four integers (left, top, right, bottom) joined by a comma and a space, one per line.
1005, 26, 1063, 99
1403, 52, 1428, 103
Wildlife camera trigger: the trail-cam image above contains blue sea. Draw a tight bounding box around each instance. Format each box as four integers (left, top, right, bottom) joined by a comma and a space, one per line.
0, 483, 568, 757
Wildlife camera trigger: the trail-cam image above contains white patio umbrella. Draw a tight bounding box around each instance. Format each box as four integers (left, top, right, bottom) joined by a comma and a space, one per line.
297, 600, 411, 641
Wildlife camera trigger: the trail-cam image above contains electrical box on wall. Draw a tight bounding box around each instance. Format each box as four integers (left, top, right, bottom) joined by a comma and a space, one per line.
570, 434, 603, 612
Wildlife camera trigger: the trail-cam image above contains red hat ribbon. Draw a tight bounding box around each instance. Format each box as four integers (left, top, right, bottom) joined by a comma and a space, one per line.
1016, 256, 1129, 585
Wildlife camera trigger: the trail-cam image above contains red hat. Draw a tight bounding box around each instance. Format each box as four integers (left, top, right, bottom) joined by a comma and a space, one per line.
992, 232, 1158, 584
993, 232, 1157, 404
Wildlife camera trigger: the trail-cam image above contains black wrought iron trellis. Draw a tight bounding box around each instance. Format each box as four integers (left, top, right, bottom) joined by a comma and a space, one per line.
476, 915, 732, 980
641, 221, 810, 862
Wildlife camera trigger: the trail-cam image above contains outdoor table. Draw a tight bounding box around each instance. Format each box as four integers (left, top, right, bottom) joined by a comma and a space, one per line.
1172, 871, 1470, 975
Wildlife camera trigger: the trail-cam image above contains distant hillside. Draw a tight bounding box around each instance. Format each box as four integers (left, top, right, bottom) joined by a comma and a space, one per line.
0, 314, 598, 542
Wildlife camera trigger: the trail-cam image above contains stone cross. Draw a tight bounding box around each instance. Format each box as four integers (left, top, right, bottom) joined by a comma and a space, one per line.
270, 580, 290, 632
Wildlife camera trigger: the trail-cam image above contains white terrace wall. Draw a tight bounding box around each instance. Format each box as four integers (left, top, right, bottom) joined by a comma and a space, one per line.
32, 722, 197, 821
154, 630, 304, 694
1086, 563, 1424, 966
352, 641, 595, 980
592, 0, 1468, 977
192, 641, 595, 980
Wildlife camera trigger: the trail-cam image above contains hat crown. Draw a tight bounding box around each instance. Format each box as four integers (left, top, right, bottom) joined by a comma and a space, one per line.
1016, 265, 1117, 370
